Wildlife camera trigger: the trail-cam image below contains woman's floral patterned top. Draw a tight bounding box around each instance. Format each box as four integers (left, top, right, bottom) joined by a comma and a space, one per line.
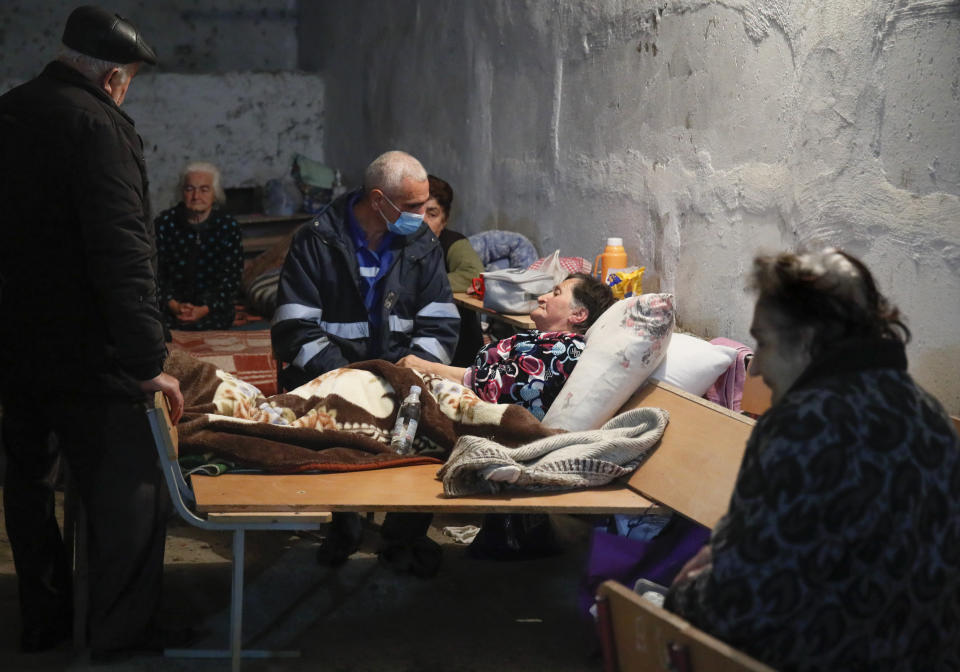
463, 330, 584, 419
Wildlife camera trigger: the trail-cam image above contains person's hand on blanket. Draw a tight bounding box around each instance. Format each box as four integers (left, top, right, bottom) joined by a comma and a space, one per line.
671, 543, 712, 587
397, 354, 468, 385
139, 372, 184, 424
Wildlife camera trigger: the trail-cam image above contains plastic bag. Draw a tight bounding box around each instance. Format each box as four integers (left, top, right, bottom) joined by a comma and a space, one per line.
607, 266, 645, 299
262, 178, 301, 216
467, 514, 560, 561
482, 267, 555, 314
292, 153, 335, 213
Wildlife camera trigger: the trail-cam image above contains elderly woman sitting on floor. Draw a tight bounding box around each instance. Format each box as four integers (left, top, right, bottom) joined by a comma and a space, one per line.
398, 272, 616, 420
156, 161, 243, 331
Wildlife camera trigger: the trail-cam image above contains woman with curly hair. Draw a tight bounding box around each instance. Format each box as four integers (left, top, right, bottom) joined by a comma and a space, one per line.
666, 248, 959, 671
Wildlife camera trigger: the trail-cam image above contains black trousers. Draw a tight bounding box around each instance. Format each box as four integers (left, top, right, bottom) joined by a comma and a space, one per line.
328, 511, 433, 546
1, 386, 170, 650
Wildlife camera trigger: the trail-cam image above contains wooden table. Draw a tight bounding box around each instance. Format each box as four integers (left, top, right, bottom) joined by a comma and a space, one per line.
192, 464, 656, 515
452, 292, 536, 330
616, 380, 754, 529
191, 380, 755, 529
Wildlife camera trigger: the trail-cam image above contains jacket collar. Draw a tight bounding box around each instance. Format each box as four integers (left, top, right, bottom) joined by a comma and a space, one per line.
317, 189, 438, 259
789, 337, 908, 395
41, 60, 136, 126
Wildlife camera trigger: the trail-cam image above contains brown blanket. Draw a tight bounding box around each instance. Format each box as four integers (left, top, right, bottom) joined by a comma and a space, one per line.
163, 350, 564, 473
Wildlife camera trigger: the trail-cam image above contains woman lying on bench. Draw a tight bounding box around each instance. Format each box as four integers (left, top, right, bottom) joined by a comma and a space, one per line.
665, 248, 960, 671
398, 272, 616, 419
318, 273, 616, 571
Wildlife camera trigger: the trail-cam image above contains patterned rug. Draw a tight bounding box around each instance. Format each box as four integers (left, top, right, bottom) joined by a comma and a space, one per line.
169, 329, 278, 396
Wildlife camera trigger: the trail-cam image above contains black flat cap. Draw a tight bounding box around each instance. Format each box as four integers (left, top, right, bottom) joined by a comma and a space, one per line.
62, 5, 157, 65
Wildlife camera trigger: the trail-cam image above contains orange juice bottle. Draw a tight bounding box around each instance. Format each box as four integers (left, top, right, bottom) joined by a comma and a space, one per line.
593, 237, 628, 283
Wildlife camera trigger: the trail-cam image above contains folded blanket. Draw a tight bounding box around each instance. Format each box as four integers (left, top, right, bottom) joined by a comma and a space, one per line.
438, 407, 669, 496
163, 349, 564, 473
704, 337, 753, 412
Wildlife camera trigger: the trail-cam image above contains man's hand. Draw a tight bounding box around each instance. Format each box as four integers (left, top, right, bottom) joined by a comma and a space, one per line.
138, 372, 184, 424
671, 544, 713, 587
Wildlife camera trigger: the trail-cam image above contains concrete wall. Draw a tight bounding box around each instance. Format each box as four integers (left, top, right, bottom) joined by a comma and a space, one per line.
1, 1, 322, 216
301, 0, 960, 414
0, 0, 298, 78
126, 72, 324, 210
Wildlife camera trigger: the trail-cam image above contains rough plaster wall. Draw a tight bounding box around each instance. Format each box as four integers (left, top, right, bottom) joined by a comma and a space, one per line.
303, 0, 960, 414
1, 1, 322, 224
125, 72, 324, 210
0, 0, 297, 79
0, 71, 325, 220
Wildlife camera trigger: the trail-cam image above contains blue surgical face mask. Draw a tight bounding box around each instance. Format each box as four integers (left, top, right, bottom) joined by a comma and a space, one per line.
378, 192, 424, 235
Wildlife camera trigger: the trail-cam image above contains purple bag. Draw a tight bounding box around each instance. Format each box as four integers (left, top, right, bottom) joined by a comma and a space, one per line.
578, 515, 710, 618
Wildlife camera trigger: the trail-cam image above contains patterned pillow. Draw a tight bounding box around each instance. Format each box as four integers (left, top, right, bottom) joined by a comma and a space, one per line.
542, 293, 675, 431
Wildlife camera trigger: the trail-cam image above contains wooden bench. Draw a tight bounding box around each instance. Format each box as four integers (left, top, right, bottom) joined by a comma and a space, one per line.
148, 392, 330, 672
594, 380, 769, 671
618, 380, 756, 528
596, 580, 774, 672
178, 378, 762, 670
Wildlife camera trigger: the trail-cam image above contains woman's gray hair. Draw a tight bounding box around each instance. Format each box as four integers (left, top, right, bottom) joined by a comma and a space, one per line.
177, 161, 226, 206
363, 151, 427, 196
750, 247, 910, 354
57, 45, 132, 84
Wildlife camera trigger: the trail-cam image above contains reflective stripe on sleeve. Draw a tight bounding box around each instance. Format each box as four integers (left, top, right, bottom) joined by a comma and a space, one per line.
320, 320, 370, 339
272, 303, 323, 326
416, 301, 460, 319
293, 336, 330, 369
389, 315, 414, 334
412, 336, 452, 364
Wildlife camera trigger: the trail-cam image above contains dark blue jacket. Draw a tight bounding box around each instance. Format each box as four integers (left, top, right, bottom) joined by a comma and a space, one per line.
271, 190, 459, 390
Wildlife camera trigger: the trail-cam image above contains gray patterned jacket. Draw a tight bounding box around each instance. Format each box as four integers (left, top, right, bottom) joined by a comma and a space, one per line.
666, 338, 960, 672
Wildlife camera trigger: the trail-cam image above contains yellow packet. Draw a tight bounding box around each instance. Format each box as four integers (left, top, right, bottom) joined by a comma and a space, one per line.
607, 266, 645, 299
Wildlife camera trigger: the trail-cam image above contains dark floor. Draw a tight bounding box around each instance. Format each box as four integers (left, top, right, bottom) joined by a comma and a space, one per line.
1, 494, 606, 672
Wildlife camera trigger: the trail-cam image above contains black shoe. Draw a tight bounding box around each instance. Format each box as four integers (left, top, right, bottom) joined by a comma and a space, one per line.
89, 625, 202, 663
316, 513, 363, 566
377, 536, 442, 578
21, 622, 71, 653
316, 531, 361, 566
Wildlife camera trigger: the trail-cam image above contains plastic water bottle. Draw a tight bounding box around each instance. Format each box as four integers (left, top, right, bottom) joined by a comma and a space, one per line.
390, 385, 422, 455
592, 237, 628, 284
331, 169, 347, 199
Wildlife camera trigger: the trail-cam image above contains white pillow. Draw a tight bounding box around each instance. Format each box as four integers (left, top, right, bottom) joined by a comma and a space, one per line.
542, 293, 675, 431
649, 333, 738, 396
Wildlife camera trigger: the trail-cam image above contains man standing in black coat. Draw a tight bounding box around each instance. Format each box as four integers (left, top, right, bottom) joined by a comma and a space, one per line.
0, 5, 184, 658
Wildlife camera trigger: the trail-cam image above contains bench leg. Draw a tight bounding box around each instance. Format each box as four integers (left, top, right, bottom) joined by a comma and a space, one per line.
164, 527, 300, 670
230, 528, 244, 672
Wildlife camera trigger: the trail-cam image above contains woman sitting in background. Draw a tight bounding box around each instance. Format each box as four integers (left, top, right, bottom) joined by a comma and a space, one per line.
666, 248, 960, 671
400, 271, 615, 419
156, 161, 243, 331
424, 175, 486, 365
